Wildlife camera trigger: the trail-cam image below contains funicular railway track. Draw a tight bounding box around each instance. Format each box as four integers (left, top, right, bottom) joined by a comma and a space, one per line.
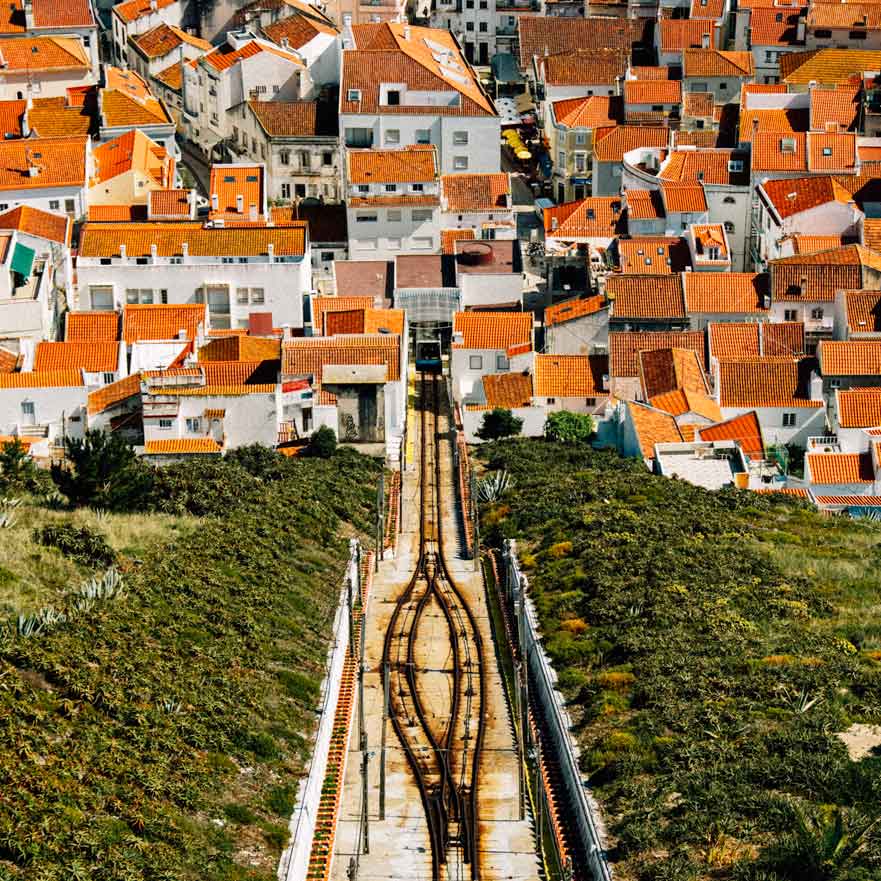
380, 373, 487, 881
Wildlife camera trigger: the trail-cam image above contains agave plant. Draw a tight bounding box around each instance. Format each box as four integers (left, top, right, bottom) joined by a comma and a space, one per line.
847, 506, 881, 522
70, 568, 125, 612
476, 470, 513, 504
0, 496, 21, 528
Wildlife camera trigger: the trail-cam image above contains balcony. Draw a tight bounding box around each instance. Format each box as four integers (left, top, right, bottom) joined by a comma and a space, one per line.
807, 436, 841, 453
278, 420, 299, 444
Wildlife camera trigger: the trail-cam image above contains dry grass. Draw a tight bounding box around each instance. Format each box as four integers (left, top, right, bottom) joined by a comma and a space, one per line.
0, 500, 193, 616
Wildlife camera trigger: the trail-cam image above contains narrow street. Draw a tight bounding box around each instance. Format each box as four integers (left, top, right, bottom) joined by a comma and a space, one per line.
330, 373, 539, 881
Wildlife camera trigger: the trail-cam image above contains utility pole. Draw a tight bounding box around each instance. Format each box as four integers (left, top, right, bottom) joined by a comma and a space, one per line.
359, 611, 369, 854
379, 661, 389, 820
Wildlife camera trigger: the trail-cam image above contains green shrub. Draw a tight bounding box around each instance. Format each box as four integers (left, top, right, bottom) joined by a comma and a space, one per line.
306, 426, 337, 458
266, 784, 297, 817
0, 438, 51, 494
150, 458, 260, 516
223, 803, 256, 825
476, 408, 523, 441
544, 410, 596, 444
34, 522, 116, 568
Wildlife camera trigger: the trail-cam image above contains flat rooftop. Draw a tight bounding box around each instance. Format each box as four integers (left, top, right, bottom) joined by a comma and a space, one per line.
333, 260, 392, 302
395, 254, 456, 289
453, 239, 521, 275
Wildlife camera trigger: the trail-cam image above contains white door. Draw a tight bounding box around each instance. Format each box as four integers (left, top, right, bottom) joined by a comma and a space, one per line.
21, 401, 35, 426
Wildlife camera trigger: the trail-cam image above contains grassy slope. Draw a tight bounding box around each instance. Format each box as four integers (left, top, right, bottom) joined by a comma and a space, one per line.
0, 450, 379, 881
475, 439, 881, 881
0, 504, 191, 616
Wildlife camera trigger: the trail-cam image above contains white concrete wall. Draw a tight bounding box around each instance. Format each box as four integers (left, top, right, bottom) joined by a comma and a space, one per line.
346, 205, 439, 261
451, 346, 515, 401
0, 184, 87, 221
0, 68, 94, 101
458, 272, 522, 308
0, 385, 87, 441
461, 404, 546, 442
721, 404, 826, 448
544, 312, 609, 355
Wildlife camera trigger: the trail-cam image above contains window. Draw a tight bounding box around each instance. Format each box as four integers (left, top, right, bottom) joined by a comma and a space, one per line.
782, 413, 796, 427
237, 287, 249, 304
347, 88, 361, 102
829, 378, 842, 390
281, 183, 291, 199
469, 355, 483, 370
466, 22, 474, 30
102, 372, 115, 384
357, 212, 378, 222
21, 401, 35, 421
585, 397, 597, 407
126, 289, 154, 304
784, 309, 798, 321
811, 307, 824, 320
558, 150, 566, 167
719, 82, 728, 91
574, 132, 586, 145
357, 184, 370, 194
574, 153, 586, 172
727, 159, 743, 172
345, 127, 373, 148
412, 209, 432, 222
411, 236, 433, 249
415, 129, 431, 144
546, 398, 556, 405
724, 221, 735, 233
496, 354, 510, 371
386, 89, 400, 105
412, 183, 424, 192
279, 150, 290, 165
158, 419, 173, 430
388, 209, 402, 222
479, 21, 487, 31
65, 199, 75, 214
453, 156, 468, 170
385, 128, 400, 145
850, 30, 867, 39
49, 200, 59, 210
186, 418, 201, 433
385, 183, 397, 192
90, 286, 114, 309
160, 290, 168, 304
723, 196, 736, 204
273, 84, 280, 94
453, 131, 468, 145
322, 151, 333, 166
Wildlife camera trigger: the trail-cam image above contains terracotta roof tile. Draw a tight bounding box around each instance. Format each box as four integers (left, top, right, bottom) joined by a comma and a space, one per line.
709, 321, 806, 359
659, 148, 748, 184
364, 308, 405, 335
739, 107, 809, 142
837, 387, 881, 427
843, 289, 881, 333
749, 6, 805, 45
261, 11, 337, 50
197, 336, 282, 362
65, 311, 120, 342
818, 339, 881, 375
691, 0, 726, 18
659, 19, 717, 52
674, 129, 720, 147
0, 135, 86, 191
348, 145, 437, 184
770, 245, 881, 301
764, 322, 807, 356
610, 331, 706, 377
781, 48, 881, 84
34, 341, 118, 372
481, 371, 532, 408
539, 47, 626, 86
639, 346, 709, 399
0, 36, 87, 71
810, 82, 860, 131
534, 353, 607, 397
0, 369, 83, 387
684, 273, 770, 313
593, 125, 668, 162
92, 129, 172, 187
101, 68, 172, 127
0, 346, 17, 372
761, 175, 854, 219
144, 438, 222, 454
608, 274, 686, 318
25, 95, 94, 139
312, 296, 374, 334
718, 357, 822, 407
249, 99, 331, 137
544, 197, 625, 239
616, 237, 691, 274
87, 372, 140, 415
683, 48, 754, 77
814, 493, 881, 504
698, 410, 764, 457
0, 205, 68, 244
625, 189, 664, 220
131, 23, 210, 59
626, 400, 683, 458
624, 80, 682, 105
808, 3, 881, 30
791, 234, 851, 254
649, 388, 722, 421
452, 311, 532, 350
660, 184, 707, 214
149, 188, 192, 218
683, 91, 715, 119
441, 173, 509, 213
808, 131, 857, 172
807, 451, 875, 483
321, 310, 364, 335
113, 0, 174, 23
544, 295, 606, 327
551, 95, 623, 129
209, 164, 263, 219
517, 15, 635, 69
2, 0, 94, 28
441, 228, 474, 254
123, 304, 206, 343
153, 61, 182, 92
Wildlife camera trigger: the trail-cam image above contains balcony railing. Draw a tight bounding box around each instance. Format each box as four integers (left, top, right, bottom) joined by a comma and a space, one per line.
807, 436, 841, 452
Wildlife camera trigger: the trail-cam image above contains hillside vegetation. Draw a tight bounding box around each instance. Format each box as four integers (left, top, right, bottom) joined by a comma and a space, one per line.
475, 439, 881, 881
0, 449, 380, 880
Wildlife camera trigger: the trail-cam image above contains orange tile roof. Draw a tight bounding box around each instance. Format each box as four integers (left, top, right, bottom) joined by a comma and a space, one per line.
200, 38, 301, 73
209, 164, 263, 219
131, 23, 211, 59
312, 296, 374, 334
0, 136, 86, 191
765, 322, 807, 356
101, 79, 172, 129
625, 189, 664, 220
683, 91, 715, 119
749, 6, 805, 45
691, 0, 726, 18
639, 346, 709, 398
814, 493, 881, 504
342, 23, 494, 119
617, 237, 691, 274
92, 129, 172, 188
608, 274, 686, 318
739, 107, 809, 142
0, 205, 68, 244
660, 184, 707, 214
540, 48, 626, 86
659, 19, 717, 52
760, 175, 854, 219
149, 188, 192, 218
791, 234, 851, 254
843, 289, 881, 333
717, 357, 822, 407
261, 11, 338, 50
0, 369, 83, 387
544, 197, 625, 239
837, 387, 881, 427
25, 95, 94, 139
544, 295, 606, 327
248, 99, 325, 137
87, 373, 141, 415
0, 0, 93, 29
197, 336, 281, 362
348, 146, 437, 184
683, 48, 754, 77
674, 130, 720, 147
86, 204, 148, 222
323, 307, 405, 337
807, 451, 875, 483
659, 148, 747, 184
808, 131, 857, 172
282, 334, 400, 403
441, 173, 509, 213
0, 346, 17, 372
650, 387, 722, 421
517, 15, 635, 68
34, 341, 118, 372
551, 95, 622, 129
452, 311, 532, 350
364, 308, 405, 335
65, 311, 120, 342
750, 131, 810, 172
684, 273, 769, 313
770, 245, 881, 301
818, 340, 881, 375
441, 228, 474, 254
610, 331, 706, 377
113, 0, 174, 23
808, 3, 881, 30
810, 82, 860, 131
709, 322, 761, 359
623, 80, 682, 105
153, 61, 182, 92
481, 371, 533, 408
626, 400, 683, 458
698, 410, 764, 457
534, 353, 607, 397
593, 125, 668, 162
123, 304, 206, 343
0, 36, 87, 71
144, 438, 222, 454
692, 224, 729, 262
781, 48, 881, 84
78, 222, 306, 258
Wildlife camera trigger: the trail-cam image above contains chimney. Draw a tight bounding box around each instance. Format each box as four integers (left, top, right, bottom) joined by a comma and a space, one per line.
267, 242, 275, 261
21, 95, 31, 137
236, 193, 244, 213
249, 201, 258, 221
23, 0, 33, 29
149, 0, 157, 11
178, 329, 187, 340
281, 37, 290, 50
404, 25, 411, 40
150, 244, 158, 261
800, 275, 808, 297
187, 189, 196, 217
211, 193, 219, 211
182, 242, 189, 259
551, 216, 558, 230
281, 322, 292, 340
119, 244, 127, 259
701, 32, 710, 48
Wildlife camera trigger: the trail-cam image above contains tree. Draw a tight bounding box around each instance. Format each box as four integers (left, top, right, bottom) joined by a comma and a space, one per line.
51, 430, 154, 511
0, 438, 48, 493
224, 443, 287, 480
476, 408, 523, 441
544, 410, 596, 445
306, 426, 337, 459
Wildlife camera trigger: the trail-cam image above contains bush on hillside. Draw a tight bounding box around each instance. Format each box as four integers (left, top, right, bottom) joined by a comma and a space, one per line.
0, 438, 51, 495
34, 522, 116, 568
476, 408, 523, 441
543, 410, 596, 444
150, 457, 261, 516
306, 426, 337, 458
225, 443, 288, 481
